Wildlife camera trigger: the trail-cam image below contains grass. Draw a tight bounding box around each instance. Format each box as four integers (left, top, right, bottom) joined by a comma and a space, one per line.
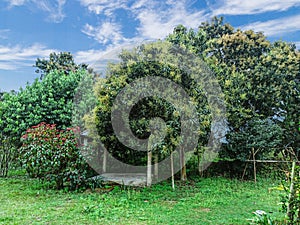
0, 172, 286, 225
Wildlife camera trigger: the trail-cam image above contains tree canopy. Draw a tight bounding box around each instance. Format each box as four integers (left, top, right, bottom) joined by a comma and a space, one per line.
0, 69, 87, 138
1, 17, 299, 180
93, 42, 212, 168
34, 52, 88, 79
167, 17, 300, 160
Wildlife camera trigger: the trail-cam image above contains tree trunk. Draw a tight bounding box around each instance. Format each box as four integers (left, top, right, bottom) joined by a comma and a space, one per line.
147, 150, 152, 186
252, 148, 257, 183
180, 147, 187, 181
287, 161, 296, 223
102, 148, 107, 173
197, 153, 203, 177
171, 151, 175, 190
154, 154, 158, 181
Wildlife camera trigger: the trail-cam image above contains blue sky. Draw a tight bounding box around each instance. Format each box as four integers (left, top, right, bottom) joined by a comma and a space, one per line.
1, 0, 300, 92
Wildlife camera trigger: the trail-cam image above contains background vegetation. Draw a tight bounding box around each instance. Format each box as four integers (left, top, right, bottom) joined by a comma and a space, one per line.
0, 17, 299, 224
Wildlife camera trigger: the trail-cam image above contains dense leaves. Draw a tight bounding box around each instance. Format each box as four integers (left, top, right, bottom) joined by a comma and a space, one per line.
167, 17, 300, 161
0, 54, 92, 179
20, 122, 92, 190
0, 133, 17, 177
94, 42, 211, 167
224, 118, 283, 160
34, 52, 88, 79
1, 17, 299, 184
0, 69, 87, 139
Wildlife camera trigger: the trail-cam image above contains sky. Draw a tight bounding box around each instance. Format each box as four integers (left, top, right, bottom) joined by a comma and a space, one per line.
0, 0, 300, 92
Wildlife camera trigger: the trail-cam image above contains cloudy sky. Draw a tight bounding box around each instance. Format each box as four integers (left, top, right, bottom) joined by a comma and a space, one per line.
1, 0, 300, 92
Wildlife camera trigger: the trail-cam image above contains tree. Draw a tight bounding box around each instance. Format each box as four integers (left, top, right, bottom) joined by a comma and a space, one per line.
262, 41, 300, 154
1, 51, 98, 175
0, 69, 87, 139
199, 16, 234, 40
34, 52, 88, 79
225, 118, 283, 160
93, 42, 213, 181
167, 17, 300, 164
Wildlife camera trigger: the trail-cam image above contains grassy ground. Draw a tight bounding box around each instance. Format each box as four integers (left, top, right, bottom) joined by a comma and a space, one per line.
0, 173, 285, 225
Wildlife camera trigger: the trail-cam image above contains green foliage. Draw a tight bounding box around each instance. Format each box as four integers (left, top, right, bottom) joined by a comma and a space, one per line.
225, 119, 283, 160
248, 210, 275, 225
280, 162, 300, 224
167, 24, 208, 55
94, 42, 210, 165
199, 16, 235, 40
0, 69, 87, 139
0, 91, 4, 101
0, 68, 91, 181
34, 52, 88, 79
0, 133, 18, 177
266, 41, 300, 154
72, 72, 99, 130
167, 17, 300, 162
20, 122, 92, 190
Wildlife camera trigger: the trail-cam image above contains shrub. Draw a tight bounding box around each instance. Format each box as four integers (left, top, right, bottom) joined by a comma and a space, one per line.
20, 122, 93, 190
0, 133, 18, 177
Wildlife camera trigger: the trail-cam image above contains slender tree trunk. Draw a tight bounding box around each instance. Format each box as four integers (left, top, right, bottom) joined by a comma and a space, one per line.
102, 149, 107, 173
154, 154, 158, 181
147, 136, 153, 187
287, 161, 296, 223
171, 151, 175, 190
198, 153, 204, 177
147, 150, 152, 186
252, 148, 257, 183
180, 147, 187, 181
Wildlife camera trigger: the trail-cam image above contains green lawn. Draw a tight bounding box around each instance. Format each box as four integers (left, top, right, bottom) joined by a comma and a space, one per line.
0, 174, 285, 225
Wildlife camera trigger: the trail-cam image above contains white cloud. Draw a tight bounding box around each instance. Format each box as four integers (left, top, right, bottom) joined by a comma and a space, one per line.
74, 41, 143, 73
130, 0, 148, 10
134, 1, 207, 39
295, 42, 300, 50
75, 48, 118, 74
0, 44, 57, 70
241, 15, 300, 36
79, 0, 128, 16
5, 0, 66, 23
5, 0, 26, 7
0, 29, 10, 39
210, 0, 300, 15
80, 0, 207, 43
0, 62, 20, 70
35, 0, 66, 23
82, 21, 125, 45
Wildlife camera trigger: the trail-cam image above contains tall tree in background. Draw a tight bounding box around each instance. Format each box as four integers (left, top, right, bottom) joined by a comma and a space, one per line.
0, 69, 87, 139
0, 51, 96, 139
34, 52, 88, 79
167, 17, 300, 161
262, 41, 300, 153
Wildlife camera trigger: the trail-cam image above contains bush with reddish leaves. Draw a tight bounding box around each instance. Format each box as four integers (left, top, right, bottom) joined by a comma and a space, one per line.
20, 122, 93, 190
